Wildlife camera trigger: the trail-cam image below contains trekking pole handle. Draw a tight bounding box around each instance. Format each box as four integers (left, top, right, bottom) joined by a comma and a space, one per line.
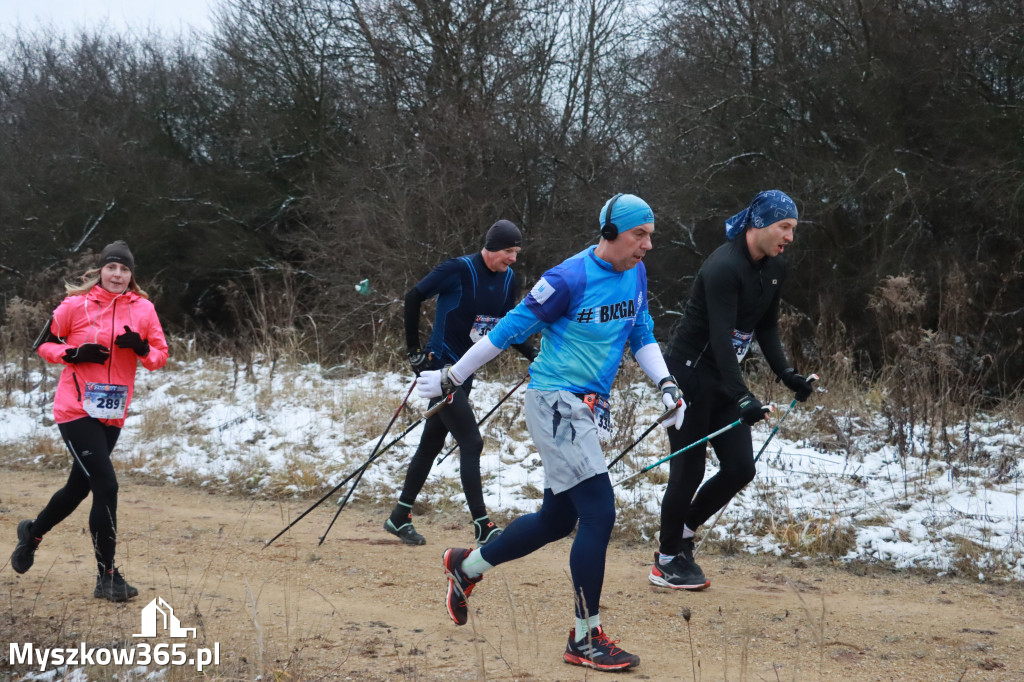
425, 391, 455, 419
655, 406, 679, 423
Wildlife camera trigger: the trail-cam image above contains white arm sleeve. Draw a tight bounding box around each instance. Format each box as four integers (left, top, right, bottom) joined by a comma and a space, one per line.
448, 336, 503, 385
633, 342, 671, 384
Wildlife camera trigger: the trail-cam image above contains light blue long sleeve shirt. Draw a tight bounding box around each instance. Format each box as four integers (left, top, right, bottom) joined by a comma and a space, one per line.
488, 246, 657, 398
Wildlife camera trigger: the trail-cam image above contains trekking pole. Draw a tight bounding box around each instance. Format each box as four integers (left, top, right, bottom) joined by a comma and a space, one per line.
263, 377, 417, 549
436, 373, 530, 465
333, 388, 453, 509
607, 407, 678, 470
696, 374, 819, 553
366, 387, 456, 463
753, 374, 818, 465
612, 404, 775, 488
318, 379, 441, 545
265, 404, 434, 548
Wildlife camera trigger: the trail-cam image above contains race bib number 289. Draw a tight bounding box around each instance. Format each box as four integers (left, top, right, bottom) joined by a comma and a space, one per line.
83, 382, 128, 420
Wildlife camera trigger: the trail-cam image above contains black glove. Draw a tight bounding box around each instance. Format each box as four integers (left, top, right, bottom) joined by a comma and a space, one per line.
522, 345, 539, 362
779, 369, 815, 402
63, 343, 110, 364
115, 325, 150, 356
738, 393, 769, 426
407, 347, 431, 375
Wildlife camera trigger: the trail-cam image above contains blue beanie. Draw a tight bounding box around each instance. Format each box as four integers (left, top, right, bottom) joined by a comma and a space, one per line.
599, 194, 654, 235
725, 190, 798, 240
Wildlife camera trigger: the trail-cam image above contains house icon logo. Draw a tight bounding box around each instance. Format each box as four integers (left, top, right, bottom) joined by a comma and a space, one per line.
133, 597, 198, 639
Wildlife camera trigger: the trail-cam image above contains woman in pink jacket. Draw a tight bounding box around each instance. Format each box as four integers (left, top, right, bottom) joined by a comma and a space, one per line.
10, 241, 169, 601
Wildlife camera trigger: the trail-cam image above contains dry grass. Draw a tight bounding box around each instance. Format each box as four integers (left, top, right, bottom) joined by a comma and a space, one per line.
769, 513, 858, 557
0, 433, 66, 470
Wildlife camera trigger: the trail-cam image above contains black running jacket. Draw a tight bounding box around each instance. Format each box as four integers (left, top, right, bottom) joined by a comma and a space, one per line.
666, 235, 791, 401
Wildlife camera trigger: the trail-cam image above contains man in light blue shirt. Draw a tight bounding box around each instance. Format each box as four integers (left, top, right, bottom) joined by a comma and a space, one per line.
417, 193, 685, 672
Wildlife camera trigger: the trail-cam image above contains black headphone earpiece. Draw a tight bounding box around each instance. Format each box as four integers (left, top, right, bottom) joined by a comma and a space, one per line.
601, 193, 623, 240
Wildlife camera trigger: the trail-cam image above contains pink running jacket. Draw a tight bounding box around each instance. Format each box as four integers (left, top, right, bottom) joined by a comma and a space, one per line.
37, 285, 169, 426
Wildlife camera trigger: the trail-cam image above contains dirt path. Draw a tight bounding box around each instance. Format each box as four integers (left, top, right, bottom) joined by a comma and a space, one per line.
2, 468, 1022, 681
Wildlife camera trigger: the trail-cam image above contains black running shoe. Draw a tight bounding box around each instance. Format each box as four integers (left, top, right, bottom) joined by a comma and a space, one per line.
384, 518, 426, 545
95, 568, 139, 602
10, 519, 41, 574
442, 547, 482, 625
473, 517, 502, 547
563, 626, 640, 671
648, 549, 710, 591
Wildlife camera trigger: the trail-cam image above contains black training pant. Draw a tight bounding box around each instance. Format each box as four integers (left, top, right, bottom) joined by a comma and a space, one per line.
658, 356, 756, 556
398, 378, 487, 519
32, 417, 122, 574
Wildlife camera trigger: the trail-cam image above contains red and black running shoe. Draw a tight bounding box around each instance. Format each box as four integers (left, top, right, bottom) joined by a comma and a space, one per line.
563, 626, 640, 671
442, 547, 482, 625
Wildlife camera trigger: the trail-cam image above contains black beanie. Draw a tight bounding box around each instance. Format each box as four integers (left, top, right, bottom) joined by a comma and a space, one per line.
483, 220, 523, 251
100, 241, 135, 271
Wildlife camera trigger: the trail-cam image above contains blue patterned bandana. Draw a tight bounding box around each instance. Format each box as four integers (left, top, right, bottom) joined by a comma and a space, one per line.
725, 190, 798, 240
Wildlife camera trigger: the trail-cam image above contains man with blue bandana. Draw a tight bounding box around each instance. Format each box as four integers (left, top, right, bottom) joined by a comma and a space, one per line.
417, 193, 685, 672
650, 189, 816, 591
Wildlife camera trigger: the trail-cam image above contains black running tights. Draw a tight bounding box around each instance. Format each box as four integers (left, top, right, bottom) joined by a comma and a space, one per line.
398, 380, 487, 520
659, 358, 755, 556
32, 417, 121, 574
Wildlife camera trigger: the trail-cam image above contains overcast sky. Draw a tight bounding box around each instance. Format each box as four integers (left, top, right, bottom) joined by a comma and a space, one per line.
0, 0, 216, 36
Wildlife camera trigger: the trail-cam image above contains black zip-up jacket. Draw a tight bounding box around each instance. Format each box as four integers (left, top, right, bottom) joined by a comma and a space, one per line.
666, 235, 791, 401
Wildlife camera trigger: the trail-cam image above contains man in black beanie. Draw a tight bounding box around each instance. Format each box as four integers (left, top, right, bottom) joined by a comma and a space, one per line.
386, 220, 537, 547
483, 220, 522, 252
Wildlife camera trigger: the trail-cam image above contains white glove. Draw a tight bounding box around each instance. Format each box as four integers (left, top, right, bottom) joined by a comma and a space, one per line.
416, 370, 443, 399
415, 366, 460, 400
659, 377, 686, 430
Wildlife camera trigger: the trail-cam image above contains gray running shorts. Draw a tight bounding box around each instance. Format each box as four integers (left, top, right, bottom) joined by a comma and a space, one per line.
524, 389, 606, 494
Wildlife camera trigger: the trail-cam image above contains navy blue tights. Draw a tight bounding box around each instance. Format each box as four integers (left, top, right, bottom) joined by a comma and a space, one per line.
480, 473, 615, 619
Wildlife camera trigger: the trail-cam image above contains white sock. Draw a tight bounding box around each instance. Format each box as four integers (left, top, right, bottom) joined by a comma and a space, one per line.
460, 549, 493, 578
682, 524, 696, 539
574, 614, 601, 641
659, 553, 676, 565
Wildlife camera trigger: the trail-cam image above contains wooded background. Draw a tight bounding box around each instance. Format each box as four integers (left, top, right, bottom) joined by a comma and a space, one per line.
1, 0, 1022, 395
